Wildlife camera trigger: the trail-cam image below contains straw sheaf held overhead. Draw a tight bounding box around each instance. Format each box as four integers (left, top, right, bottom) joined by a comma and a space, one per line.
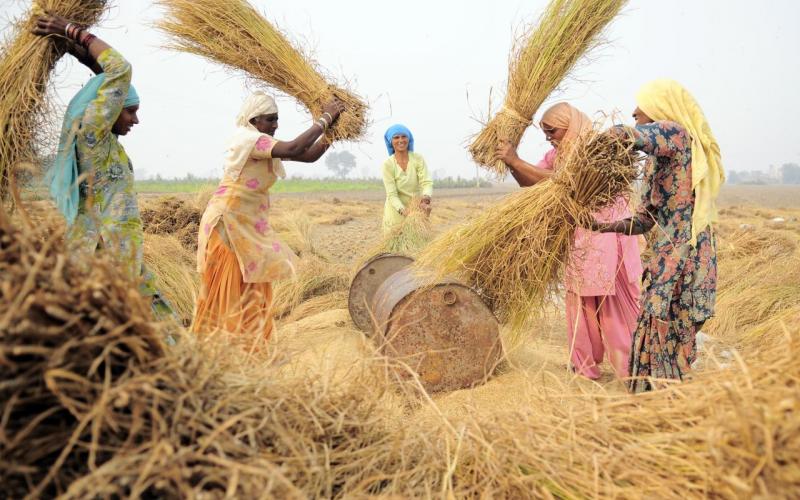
469, 0, 627, 176
156, 0, 368, 142
0, 0, 109, 199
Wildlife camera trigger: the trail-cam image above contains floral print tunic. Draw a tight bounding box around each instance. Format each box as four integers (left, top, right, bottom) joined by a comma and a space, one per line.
625, 121, 718, 391
197, 135, 297, 283
67, 48, 172, 319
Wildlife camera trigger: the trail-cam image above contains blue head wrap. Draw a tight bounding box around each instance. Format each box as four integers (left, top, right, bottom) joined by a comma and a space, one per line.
383, 124, 414, 155
48, 74, 139, 224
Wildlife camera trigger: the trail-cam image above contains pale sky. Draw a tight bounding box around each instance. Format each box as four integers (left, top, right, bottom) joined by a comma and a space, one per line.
2, 0, 799, 180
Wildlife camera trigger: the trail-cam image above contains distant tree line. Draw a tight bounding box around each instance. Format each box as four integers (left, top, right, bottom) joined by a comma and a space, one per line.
727, 163, 800, 185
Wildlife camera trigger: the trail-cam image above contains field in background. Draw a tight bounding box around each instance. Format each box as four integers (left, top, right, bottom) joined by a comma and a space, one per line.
134, 176, 493, 194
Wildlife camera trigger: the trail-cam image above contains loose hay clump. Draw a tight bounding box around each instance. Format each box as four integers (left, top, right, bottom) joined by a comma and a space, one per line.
415, 131, 637, 333
469, 0, 627, 175
272, 253, 349, 320
375, 197, 433, 257
156, 0, 367, 141
143, 233, 200, 325
140, 196, 202, 251
0, 0, 108, 198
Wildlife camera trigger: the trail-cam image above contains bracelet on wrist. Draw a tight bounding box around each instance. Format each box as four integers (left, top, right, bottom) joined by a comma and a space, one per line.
322, 112, 333, 123
78, 31, 96, 48
316, 117, 329, 131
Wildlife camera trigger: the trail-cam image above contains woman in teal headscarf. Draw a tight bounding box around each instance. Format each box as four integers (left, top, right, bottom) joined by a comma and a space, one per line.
381, 124, 433, 234
33, 15, 173, 320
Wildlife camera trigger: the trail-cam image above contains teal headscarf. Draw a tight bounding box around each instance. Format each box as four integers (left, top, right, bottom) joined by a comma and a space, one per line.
48, 74, 139, 224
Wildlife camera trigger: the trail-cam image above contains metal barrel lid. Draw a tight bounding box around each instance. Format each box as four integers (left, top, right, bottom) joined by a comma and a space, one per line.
348, 253, 414, 333
371, 267, 503, 393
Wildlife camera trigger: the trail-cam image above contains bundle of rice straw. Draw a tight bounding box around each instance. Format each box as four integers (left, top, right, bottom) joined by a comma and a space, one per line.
0, 0, 108, 199
415, 130, 637, 334
469, 0, 626, 175
374, 197, 433, 256
156, 0, 367, 141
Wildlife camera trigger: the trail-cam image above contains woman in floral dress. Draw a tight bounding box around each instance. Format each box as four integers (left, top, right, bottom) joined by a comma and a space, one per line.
192, 92, 344, 345
592, 80, 723, 392
33, 15, 173, 320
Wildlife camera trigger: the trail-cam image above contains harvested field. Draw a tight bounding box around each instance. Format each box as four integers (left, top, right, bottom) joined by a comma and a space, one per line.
3, 185, 800, 498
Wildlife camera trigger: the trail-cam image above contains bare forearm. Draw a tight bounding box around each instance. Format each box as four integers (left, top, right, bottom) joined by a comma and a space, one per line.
593, 217, 654, 235
507, 157, 553, 187
293, 138, 331, 163
69, 43, 102, 74
272, 125, 324, 159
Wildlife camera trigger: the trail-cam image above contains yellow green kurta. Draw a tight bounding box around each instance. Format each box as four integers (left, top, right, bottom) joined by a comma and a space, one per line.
381, 152, 433, 233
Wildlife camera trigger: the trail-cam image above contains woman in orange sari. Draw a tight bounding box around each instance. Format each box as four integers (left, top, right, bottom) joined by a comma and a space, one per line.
192, 92, 343, 345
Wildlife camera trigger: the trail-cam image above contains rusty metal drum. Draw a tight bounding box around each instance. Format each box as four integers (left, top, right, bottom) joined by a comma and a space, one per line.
348, 253, 415, 332
371, 268, 503, 393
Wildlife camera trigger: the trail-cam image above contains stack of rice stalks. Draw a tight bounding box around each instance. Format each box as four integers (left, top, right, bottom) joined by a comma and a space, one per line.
156, 0, 367, 141
140, 196, 203, 251
416, 131, 638, 333
469, 0, 627, 175
0, 0, 108, 198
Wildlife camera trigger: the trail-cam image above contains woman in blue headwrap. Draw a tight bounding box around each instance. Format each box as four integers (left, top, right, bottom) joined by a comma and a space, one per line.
33, 15, 173, 320
381, 124, 433, 233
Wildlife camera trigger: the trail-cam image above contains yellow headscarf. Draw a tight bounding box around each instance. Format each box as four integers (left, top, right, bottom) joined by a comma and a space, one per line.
636, 79, 724, 244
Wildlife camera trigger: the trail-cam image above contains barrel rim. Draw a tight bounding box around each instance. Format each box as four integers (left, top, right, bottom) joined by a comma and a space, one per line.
347, 252, 415, 332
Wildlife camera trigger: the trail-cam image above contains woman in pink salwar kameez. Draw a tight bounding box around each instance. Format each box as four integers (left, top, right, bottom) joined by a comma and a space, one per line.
496, 103, 642, 380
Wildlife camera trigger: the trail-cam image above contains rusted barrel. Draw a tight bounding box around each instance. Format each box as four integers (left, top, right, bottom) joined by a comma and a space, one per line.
348, 253, 414, 332
371, 268, 503, 393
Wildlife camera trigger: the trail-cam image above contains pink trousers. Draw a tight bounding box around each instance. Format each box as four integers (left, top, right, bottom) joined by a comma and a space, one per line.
565, 260, 641, 380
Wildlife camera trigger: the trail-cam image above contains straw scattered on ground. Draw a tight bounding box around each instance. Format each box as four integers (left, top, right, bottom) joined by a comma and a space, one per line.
156, 0, 367, 141
3, 202, 800, 498
469, 0, 627, 175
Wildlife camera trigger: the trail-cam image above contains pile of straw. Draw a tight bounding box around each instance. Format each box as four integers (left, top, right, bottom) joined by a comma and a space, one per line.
469, 0, 626, 175
416, 131, 638, 333
706, 226, 800, 350
0, 206, 400, 498
143, 233, 200, 325
0, 0, 108, 198
156, 0, 367, 141
140, 196, 202, 251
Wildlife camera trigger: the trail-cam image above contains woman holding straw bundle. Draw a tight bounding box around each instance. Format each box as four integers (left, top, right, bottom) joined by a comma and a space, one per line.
31, 15, 174, 321
192, 91, 344, 344
496, 103, 642, 380
592, 80, 722, 392
381, 124, 433, 234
